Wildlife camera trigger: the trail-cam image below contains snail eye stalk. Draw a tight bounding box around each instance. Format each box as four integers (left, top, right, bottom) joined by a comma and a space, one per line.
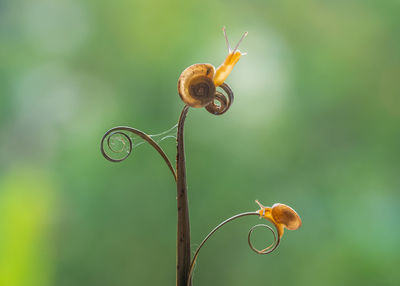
232, 31, 248, 54
214, 28, 248, 87
222, 26, 248, 55
223, 26, 231, 53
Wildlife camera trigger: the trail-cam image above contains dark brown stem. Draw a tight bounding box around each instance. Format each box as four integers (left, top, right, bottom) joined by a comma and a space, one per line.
176, 105, 191, 286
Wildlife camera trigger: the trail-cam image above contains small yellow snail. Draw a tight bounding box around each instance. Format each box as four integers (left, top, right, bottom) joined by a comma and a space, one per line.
255, 200, 302, 238
178, 27, 247, 114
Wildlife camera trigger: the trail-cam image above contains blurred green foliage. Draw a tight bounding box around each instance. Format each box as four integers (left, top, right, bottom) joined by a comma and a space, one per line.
0, 0, 399, 285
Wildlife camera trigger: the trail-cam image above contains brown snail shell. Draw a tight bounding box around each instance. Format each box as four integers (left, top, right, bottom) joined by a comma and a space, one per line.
271, 203, 302, 230
178, 64, 216, 108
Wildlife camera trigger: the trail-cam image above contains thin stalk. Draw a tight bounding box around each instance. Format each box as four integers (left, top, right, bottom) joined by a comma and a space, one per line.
176, 105, 191, 286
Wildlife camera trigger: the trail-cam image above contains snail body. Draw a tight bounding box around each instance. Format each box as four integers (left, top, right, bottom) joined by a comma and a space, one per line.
213, 50, 242, 87
178, 27, 247, 111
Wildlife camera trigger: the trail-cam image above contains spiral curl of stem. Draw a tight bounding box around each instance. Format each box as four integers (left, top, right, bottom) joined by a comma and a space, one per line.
103, 131, 133, 162
205, 82, 234, 115
248, 224, 280, 254
100, 126, 177, 181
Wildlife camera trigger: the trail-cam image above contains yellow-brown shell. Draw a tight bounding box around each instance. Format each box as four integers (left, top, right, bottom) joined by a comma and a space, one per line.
178, 64, 216, 108
271, 203, 302, 230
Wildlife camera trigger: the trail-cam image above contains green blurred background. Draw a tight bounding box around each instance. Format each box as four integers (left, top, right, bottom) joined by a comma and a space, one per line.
1, 0, 399, 285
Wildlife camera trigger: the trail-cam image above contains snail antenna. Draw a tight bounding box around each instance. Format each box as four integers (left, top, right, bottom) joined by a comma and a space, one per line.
223, 26, 231, 53
232, 31, 248, 54
255, 200, 265, 209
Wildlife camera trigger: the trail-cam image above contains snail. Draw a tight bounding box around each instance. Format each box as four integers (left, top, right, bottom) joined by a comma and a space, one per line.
255, 200, 302, 238
245, 200, 301, 255
178, 27, 248, 115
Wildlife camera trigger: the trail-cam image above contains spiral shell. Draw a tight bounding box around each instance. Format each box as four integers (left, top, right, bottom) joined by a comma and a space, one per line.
178, 64, 216, 108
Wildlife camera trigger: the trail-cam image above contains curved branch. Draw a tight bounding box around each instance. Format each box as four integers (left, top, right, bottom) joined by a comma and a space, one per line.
188, 211, 280, 286
100, 126, 177, 181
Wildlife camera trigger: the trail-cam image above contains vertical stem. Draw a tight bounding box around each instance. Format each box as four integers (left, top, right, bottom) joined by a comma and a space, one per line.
176, 105, 191, 286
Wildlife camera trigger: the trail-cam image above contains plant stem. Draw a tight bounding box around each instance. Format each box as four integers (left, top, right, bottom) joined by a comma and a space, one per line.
187, 212, 259, 285
176, 105, 191, 286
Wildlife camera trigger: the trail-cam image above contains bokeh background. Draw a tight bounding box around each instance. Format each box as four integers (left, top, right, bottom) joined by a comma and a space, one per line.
1, 0, 399, 285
